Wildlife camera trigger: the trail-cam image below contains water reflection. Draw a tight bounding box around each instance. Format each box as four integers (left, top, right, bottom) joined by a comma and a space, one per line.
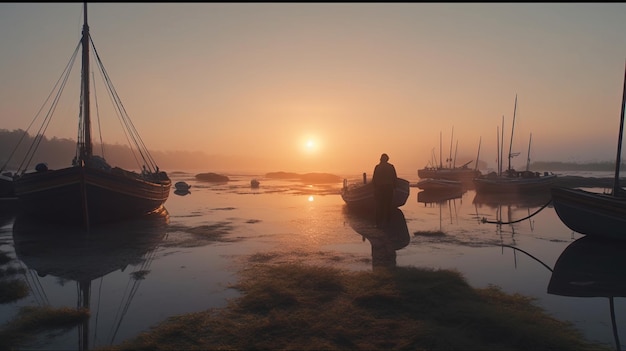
548, 236, 626, 351
417, 189, 464, 205
12, 208, 169, 350
343, 207, 410, 269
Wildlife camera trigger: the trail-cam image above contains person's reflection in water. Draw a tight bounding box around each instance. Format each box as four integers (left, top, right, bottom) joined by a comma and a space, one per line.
345, 207, 410, 270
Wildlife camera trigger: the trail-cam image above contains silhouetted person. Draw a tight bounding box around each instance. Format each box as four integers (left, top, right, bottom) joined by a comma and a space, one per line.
372, 153, 397, 228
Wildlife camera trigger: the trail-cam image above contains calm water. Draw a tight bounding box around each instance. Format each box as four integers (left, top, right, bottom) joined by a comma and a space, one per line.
0, 170, 624, 350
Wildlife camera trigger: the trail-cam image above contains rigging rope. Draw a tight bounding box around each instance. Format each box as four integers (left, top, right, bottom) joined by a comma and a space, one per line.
481, 199, 552, 225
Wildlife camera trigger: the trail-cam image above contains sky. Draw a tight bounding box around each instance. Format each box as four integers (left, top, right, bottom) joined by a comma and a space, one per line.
2, 3, 626, 175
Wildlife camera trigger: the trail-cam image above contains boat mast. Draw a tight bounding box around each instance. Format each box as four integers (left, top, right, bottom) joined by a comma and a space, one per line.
613, 62, 626, 195
448, 127, 454, 168
508, 95, 517, 172
439, 131, 443, 169
453, 140, 458, 168
80, 2, 92, 161
526, 133, 532, 172
499, 116, 504, 176
474, 136, 481, 172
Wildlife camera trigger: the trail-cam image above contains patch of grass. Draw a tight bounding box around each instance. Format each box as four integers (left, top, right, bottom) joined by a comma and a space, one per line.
110, 258, 610, 350
0, 306, 90, 350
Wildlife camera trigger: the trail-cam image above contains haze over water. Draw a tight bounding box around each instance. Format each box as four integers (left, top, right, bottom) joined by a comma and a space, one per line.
2, 3, 626, 175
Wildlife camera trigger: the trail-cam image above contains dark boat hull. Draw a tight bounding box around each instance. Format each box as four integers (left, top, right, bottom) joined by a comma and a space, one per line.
14, 166, 171, 225
341, 178, 410, 210
551, 186, 626, 240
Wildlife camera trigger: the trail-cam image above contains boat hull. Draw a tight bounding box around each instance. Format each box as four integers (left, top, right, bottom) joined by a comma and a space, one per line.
473, 174, 557, 194
551, 186, 626, 240
14, 166, 171, 225
341, 178, 410, 210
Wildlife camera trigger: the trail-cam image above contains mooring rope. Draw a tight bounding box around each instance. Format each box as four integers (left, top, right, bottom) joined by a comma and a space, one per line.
480, 199, 553, 225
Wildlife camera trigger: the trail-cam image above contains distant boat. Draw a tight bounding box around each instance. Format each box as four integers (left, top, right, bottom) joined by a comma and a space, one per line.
250, 179, 260, 188
473, 96, 556, 194
341, 173, 410, 209
11, 3, 171, 226
417, 129, 482, 182
175, 181, 191, 192
551, 64, 626, 241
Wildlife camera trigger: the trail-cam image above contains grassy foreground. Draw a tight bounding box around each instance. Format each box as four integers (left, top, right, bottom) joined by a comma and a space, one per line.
106, 259, 609, 351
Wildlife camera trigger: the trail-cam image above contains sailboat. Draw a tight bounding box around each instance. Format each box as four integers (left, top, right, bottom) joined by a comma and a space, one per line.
11, 3, 171, 226
417, 128, 482, 183
551, 64, 626, 241
473, 95, 557, 194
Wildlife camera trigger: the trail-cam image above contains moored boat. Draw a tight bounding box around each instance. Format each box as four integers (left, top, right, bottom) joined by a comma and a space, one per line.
11, 3, 171, 226
341, 174, 410, 210
551, 64, 626, 241
474, 96, 556, 194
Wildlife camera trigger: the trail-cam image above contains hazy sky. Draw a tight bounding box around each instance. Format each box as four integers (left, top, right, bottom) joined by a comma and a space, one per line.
2, 3, 626, 174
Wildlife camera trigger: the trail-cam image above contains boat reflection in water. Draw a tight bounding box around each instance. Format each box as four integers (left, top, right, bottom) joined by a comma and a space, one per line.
472, 191, 552, 209
343, 206, 410, 269
417, 189, 464, 205
12, 207, 169, 350
547, 236, 626, 351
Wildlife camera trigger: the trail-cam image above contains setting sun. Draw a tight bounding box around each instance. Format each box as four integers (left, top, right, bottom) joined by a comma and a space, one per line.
299, 135, 321, 155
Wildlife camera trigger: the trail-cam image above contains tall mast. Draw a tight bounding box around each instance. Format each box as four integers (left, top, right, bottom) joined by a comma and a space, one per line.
448, 127, 454, 168
613, 61, 626, 195
526, 133, 532, 172
499, 116, 504, 176
439, 131, 443, 169
474, 136, 481, 172
81, 2, 92, 160
508, 95, 517, 172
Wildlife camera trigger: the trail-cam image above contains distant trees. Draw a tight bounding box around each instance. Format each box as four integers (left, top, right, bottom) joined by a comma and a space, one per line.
0, 128, 212, 172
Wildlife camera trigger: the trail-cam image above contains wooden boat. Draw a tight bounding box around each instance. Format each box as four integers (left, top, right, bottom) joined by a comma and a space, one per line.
11, 4, 171, 226
474, 96, 556, 194
416, 178, 463, 192
551, 64, 626, 241
341, 174, 410, 209
547, 236, 625, 349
